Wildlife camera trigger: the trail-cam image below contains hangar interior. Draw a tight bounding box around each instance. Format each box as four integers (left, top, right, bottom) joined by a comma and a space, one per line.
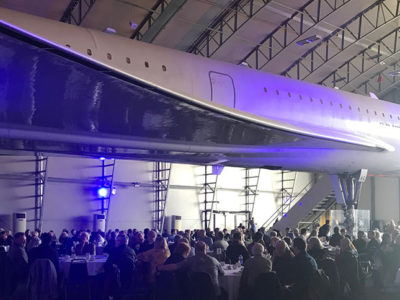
1, 0, 400, 234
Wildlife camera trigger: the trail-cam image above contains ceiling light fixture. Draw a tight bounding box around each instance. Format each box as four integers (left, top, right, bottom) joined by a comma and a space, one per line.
388, 70, 400, 76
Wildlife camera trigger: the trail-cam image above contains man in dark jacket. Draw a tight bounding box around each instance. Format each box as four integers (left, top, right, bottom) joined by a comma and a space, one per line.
226, 232, 249, 264
104, 233, 136, 289
29, 232, 59, 275
291, 238, 318, 298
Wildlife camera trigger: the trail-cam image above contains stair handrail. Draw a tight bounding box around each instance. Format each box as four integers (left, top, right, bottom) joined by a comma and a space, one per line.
260, 177, 317, 229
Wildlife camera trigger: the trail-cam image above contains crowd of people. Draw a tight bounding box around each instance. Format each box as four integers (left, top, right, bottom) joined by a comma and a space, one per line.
0, 219, 400, 299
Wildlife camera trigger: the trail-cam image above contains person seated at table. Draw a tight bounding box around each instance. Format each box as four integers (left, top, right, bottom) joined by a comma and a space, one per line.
246, 231, 265, 254
93, 231, 106, 247
211, 231, 229, 252
28, 232, 59, 275
336, 237, 362, 297
353, 230, 368, 254
128, 231, 144, 254
291, 237, 318, 299
329, 227, 342, 247
137, 236, 170, 283
75, 232, 94, 255
7, 232, 29, 297
307, 237, 327, 263
27, 231, 41, 252
104, 233, 136, 289
165, 242, 191, 265
104, 231, 117, 254
197, 229, 213, 248
226, 232, 249, 264
138, 230, 157, 254
157, 241, 225, 297
239, 243, 272, 298
272, 240, 294, 286
58, 232, 74, 255
169, 234, 183, 254
0, 230, 12, 247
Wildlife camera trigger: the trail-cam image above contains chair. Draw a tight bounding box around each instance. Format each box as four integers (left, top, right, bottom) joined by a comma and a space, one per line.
189, 272, 217, 300
253, 272, 281, 300
65, 259, 91, 300
27, 258, 58, 300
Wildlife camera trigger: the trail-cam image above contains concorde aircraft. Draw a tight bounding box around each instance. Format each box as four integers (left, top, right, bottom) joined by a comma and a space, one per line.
0, 8, 400, 176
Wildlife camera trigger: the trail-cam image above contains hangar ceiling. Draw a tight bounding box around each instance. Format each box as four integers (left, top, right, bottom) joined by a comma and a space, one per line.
2, 0, 400, 103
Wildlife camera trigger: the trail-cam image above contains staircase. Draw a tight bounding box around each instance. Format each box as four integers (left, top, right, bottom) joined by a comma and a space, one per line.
298, 192, 336, 229
268, 174, 334, 232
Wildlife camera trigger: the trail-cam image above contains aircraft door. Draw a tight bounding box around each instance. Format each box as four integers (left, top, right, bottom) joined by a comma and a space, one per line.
209, 71, 236, 108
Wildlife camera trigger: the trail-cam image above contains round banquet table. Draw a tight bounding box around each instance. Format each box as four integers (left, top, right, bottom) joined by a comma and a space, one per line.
219, 265, 243, 300
59, 255, 107, 277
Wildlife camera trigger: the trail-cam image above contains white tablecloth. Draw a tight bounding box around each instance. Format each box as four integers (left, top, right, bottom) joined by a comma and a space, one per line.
59, 256, 107, 277
219, 266, 242, 300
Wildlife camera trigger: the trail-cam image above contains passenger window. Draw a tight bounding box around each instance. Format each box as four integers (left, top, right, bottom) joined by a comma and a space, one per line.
299, 95, 302, 100
264, 87, 268, 93
145, 61, 149, 68
162, 65, 167, 72
310, 97, 313, 102
126, 57, 131, 64
107, 53, 112, 60
87, 49, 92, 56
330, 101, 333, 106
320, 99, 323, 104
66, 44, 71, 48
288, 92, 291, 97
276, 90, 279, 95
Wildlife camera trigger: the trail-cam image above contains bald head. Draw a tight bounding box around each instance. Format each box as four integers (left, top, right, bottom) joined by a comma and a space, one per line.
252, 243, 264, 256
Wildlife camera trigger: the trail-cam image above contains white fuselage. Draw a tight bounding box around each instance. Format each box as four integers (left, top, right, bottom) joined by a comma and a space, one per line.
1, 8, 400, 174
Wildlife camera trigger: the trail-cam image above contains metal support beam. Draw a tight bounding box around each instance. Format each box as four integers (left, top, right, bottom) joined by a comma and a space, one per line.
330, 169, 368, 237
153, 162, 171, 232
200, 166, 219, 230
60, 0, 97, 25
187, 0, 273, 57
131, 0, 187, 42
243, 168, 260, 227
241, 0, 350, 69
283, 0, 400, 80
320, 27, 400, 90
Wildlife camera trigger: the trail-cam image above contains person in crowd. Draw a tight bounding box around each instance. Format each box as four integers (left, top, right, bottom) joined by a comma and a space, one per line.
169, 234, 183, 254
283, 236, 292, 247
318, 220, 330, 239
75, 231, 94, 255
380, 232, 397, 283
299, 228, 308, 241
104, 233, 136, 289
164, 241, 191, 265
336, 237, 361, 297
329, 226, 342, 247
307, 236, 326, 262
0, 230, 11, 246
239, 243, 272, 297
93, 231, 106, 247
293, 228, 300, 239
272, 240, 294, 286
158, 241, 225, 296
137, 236, 170, 283
197, 229, 213, 248
353, 231, 368, 254
268, 236, 280, 256
168, 229, 178, 243
28, 232, 59, 275
138, 229, 157, 253
223, 228, 230, 241
128, 231, 144, 254
226, 232, 250, 264
340, 228, 348, 239
211, 231, 229, 252
246, 231, 265, 254
104, 231, 117, 254
25, 229, 32, 247
291, 237, 318, 298
307, 229, 318, 242
366, 230, 380, 257
59, 231, 74, 255
7, 232, 29, 295
27, 230, 41, 251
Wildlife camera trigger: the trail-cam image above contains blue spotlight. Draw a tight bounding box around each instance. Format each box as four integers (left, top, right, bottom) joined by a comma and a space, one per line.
98, 187, 108, 197
283, 213, 287, 218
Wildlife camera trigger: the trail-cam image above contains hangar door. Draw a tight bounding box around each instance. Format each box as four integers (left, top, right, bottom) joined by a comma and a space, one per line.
209, 71, 236, 108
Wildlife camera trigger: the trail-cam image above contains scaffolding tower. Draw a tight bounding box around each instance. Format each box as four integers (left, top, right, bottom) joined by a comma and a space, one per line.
28, 154, 48, 231
243, 168, 261, 227
153, 162, 172, 232
200, 165, 219, 230
98, 158, 116, 230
